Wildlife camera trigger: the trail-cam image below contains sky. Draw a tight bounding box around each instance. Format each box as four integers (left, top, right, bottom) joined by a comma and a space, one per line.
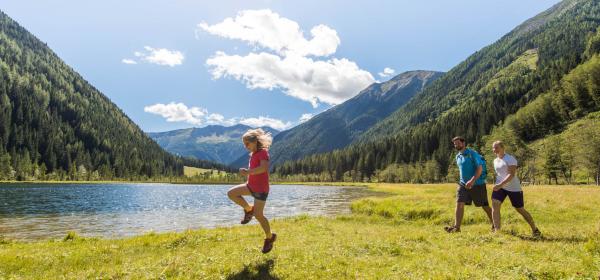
1, 0, 561, 132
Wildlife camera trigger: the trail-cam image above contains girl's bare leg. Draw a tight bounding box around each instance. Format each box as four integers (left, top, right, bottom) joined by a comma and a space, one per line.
227, 184, 252, 212
253, 199, 272, 239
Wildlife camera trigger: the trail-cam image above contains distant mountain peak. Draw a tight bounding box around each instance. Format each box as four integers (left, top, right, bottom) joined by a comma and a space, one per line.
148, 124, 280, 165
265, 69, 443, 166
509, 0, 579, 38
379, 70, 443, 97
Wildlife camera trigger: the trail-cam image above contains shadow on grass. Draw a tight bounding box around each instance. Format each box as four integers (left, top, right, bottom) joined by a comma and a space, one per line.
226, 259, 279, 280
507, 230, 588, 243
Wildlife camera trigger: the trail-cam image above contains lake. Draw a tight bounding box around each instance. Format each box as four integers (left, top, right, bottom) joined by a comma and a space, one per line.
0, 183, 380, 240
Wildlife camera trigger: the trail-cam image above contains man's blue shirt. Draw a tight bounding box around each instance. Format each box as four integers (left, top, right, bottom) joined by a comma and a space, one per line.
456, 148, 486, 185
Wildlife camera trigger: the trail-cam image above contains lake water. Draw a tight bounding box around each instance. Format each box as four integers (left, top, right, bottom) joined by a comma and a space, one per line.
0, 183, 380, 240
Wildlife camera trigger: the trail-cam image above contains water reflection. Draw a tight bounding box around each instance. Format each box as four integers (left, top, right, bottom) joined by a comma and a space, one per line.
0, 183, 380, 240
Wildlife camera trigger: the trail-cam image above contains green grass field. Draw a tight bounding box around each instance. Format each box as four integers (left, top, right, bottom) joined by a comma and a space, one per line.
1, 184, 599, 279
183, 166, 216, 177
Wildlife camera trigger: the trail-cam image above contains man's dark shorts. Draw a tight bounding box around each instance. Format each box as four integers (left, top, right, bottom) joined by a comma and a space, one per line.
491, 189, 524, 208
456, 183, 489, 207
246, 184, 269, 201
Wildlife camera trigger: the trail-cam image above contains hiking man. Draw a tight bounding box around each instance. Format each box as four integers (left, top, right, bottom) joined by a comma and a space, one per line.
445, 136, 493, 233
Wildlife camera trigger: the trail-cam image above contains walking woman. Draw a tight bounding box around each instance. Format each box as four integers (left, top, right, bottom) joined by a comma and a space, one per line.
491, 140, 541, 237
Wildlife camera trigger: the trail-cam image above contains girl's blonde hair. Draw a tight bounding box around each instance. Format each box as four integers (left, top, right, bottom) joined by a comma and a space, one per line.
242, 128, 272, 150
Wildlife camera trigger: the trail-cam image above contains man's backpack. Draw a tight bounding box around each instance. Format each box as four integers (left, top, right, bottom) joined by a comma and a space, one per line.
467, 150, 487, 181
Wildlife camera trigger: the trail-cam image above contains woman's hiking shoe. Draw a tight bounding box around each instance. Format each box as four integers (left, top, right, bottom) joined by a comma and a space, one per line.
241, 207, 254, 224
444, 225, 460, 233
262, 233, 277, 254
532, 228, 542, 238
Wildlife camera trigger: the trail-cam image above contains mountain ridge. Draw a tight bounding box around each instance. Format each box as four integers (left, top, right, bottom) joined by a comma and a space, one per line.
266, 70, 443, 167
148, 124, 279, 165
274, 0, 600, 183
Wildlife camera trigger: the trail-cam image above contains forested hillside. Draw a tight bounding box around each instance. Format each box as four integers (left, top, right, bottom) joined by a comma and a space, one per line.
0, 11, 229, 181
274, 0, 600, 184
268, 71, 442, 166
480, 51, 600, 185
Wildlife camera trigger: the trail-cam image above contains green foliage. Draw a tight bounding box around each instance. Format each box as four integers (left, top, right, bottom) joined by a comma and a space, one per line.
373, 160, 442, 183
542, 137, 571, 184
181, 166, 243, 183
496, 53, 600, 184
508, 55, 600, 141
275, 1, 600, 184
0, 11, 230, 181
268, 71, 443, 166
525, 112, 600, 185
364, 0, 598, 140
584, 27, 600, 59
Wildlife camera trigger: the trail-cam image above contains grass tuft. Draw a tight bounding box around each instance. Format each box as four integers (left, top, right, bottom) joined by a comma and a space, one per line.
63, 231, 80, 242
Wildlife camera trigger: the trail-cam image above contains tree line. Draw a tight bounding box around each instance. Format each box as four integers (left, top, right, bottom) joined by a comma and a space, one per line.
274, 2, 600, 185
0, 11, 232, 181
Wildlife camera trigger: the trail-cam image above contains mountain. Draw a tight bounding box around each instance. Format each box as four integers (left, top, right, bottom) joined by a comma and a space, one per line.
274, 0, 600, 183
267, 70, 443, 166
147, 125, 279, 165
360, 0, 590, 142
0, 10, 228, 180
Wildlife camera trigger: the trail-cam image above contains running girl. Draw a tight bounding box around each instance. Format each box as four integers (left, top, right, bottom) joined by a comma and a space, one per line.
227, 128, 277, 253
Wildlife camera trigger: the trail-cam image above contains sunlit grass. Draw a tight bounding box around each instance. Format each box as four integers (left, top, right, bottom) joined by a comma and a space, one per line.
0, 183, 599, 279
183, 166, 216, 177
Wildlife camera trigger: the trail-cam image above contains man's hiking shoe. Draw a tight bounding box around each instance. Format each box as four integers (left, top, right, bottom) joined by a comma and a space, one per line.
241, 207, 254, 224
532, 228, 542, 238
444, 226, 460, 233
262, 233, 277, 254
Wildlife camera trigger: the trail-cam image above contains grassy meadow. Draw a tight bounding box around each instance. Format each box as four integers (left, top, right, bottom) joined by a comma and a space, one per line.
0, 183, 599, 279
183, 166, 224, 177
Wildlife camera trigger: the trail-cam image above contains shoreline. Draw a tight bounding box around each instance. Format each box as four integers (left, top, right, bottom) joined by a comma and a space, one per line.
3, 183, 596, 244
1, 180, 596, 186
0, 182, 385, 243
0, 180, 371, 187
1, 183, 599, 278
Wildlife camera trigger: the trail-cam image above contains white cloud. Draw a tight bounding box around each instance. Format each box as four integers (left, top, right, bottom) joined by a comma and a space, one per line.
144, 102, 294, 130
238, 116, 292, 131
121, 58, 137, 65
144, 102, 206, 125
128, 46, 184, 67
198, 9, 339, 57
299, 113, 313, 123
206, 113, 226, 123
199, 9, 375, 107
378, 67, 395, 78
206, 51, 374, 107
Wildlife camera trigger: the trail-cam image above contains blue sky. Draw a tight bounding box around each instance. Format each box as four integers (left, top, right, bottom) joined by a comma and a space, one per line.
2, 0, 560, 132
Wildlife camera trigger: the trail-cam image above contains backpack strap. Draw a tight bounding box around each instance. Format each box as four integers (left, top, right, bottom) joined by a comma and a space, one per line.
469, 149, 487, 180
469, 150, 478, 168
